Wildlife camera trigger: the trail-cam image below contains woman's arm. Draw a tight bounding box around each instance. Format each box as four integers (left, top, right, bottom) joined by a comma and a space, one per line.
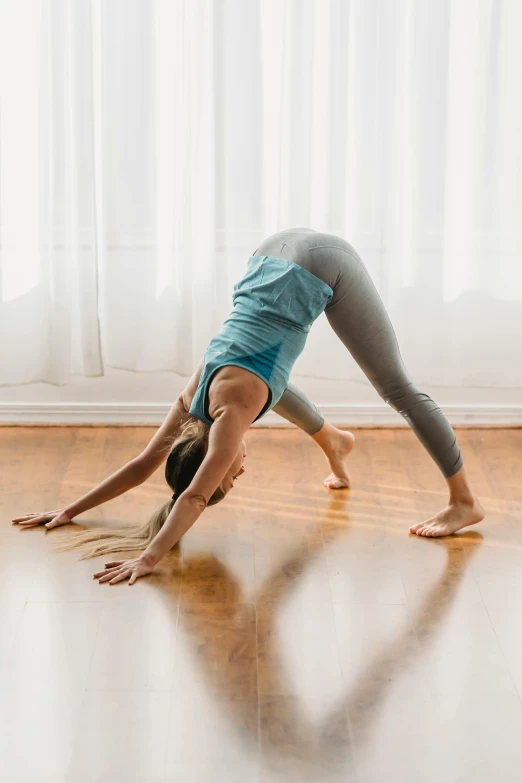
13, 363, 204, 530
68, 374, 199, 516
141, 409, 247, 565
13, 451, 155, 529
82, 356, 208, 514
93, 402, 256, 585
63, 451, 160, 519
133, 357, 205, 477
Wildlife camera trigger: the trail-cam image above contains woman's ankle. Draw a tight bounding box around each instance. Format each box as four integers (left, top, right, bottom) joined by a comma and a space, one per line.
446, 465, 476, 506
310, 420, 337, 450
449, 494, 476, 507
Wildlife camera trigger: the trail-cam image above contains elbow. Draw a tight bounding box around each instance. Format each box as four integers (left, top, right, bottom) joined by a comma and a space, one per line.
182, 491, 209, 511
177, 392, 190, 413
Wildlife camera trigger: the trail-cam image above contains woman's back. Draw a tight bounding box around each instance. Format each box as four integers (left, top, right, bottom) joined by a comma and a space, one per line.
188, 253, 333, 426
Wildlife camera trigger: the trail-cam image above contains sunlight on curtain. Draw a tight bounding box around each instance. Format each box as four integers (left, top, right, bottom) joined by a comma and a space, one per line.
393, 0, 416, 289
310, 0, 331, 229
257, 0, 286, 233
490, 0, 522, 302
154, 0, 179, 301
0, 0, 41, 302
443, 0, 493, 301
148, 0, 221, 374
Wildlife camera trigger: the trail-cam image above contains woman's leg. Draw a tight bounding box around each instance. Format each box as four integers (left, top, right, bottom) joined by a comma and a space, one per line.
274, 381, 355, 488
310, 242, 484, 536
273, 381, 323, 434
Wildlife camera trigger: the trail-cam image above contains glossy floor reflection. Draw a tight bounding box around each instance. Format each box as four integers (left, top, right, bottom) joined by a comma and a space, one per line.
1, 426, 521, 782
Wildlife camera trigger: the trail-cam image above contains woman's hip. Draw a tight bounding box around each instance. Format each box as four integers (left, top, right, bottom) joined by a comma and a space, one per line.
254, 227, 364, 293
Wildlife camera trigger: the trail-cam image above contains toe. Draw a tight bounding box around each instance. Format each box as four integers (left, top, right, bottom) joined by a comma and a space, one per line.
327, 479, 346, 489
409, 522, 424, 534
324, 475, 349, 489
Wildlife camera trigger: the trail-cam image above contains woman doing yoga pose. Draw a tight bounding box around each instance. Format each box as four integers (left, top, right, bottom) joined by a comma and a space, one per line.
13, 228, 485, 584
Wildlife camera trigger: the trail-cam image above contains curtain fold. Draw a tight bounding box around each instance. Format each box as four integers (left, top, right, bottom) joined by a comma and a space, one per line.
1, 0, 521, 390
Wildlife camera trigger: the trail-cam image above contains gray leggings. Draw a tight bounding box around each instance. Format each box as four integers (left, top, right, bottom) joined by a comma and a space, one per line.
255, 228, 463, 479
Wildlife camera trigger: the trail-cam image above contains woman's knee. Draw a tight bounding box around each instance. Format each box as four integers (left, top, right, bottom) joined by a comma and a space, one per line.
379, 378, 438, 416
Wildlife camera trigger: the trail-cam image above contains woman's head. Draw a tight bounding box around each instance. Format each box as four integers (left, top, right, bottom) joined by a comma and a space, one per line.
52, 414, 247, 561
166, 416, 225, 505
166, 416, 247, 501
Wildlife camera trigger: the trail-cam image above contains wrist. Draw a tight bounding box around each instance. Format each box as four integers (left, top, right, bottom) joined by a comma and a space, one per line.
140, 550, 160, 568
63, 504, 80, 519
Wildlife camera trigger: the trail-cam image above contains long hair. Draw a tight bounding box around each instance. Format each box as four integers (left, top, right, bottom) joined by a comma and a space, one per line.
53, 413, 226, 560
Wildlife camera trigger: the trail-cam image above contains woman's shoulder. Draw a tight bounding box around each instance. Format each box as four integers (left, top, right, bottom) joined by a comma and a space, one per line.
207, 365, 270, 422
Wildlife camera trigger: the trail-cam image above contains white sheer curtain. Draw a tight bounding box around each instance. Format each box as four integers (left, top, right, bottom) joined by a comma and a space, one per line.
1, 0, 521, 391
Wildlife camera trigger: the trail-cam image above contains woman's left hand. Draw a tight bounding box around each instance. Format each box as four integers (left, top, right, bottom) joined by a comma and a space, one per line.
93, 555, 155, 585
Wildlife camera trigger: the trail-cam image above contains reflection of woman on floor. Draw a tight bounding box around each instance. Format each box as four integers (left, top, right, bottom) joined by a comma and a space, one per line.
13, 229, 484, 585
165, 498, 484, 776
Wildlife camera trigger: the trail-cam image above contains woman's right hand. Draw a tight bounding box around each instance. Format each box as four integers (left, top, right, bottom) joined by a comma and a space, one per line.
12, 508, 75, 530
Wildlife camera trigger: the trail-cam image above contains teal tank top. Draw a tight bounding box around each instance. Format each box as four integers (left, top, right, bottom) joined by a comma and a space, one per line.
189, 255, 333, 426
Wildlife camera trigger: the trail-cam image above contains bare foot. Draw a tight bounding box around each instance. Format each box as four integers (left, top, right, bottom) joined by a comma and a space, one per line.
322, 429, 355, 489
409, 497, 485, 537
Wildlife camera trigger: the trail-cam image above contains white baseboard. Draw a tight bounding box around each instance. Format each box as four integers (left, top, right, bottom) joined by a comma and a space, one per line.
0, 402, 521, 427
262, 404, 522, 427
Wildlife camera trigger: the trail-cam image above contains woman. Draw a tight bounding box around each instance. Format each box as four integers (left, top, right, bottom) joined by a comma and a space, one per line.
13, 228, 484, 585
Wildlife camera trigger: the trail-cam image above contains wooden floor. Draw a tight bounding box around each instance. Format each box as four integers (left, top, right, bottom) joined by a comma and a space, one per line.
1, 426, 522, 782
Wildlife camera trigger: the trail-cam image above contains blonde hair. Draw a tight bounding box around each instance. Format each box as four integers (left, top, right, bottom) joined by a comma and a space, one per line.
53, 414, 226, 560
